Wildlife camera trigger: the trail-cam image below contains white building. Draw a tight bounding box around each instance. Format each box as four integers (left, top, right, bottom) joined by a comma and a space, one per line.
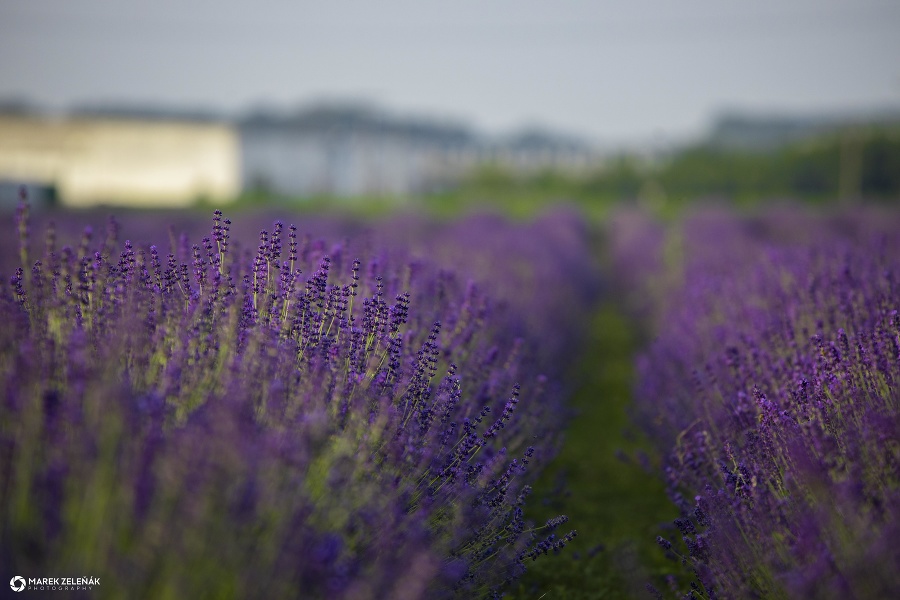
0, 114, 240, 207
0, 103, 602, 205
239, 106, 480, 196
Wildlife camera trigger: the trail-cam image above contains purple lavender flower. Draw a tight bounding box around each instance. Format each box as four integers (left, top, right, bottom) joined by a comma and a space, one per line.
0, 204, 595, 599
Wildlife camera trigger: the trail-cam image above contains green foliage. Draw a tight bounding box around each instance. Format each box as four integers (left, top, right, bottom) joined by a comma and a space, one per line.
638, 127, 900, 206
433, 127, 900, 220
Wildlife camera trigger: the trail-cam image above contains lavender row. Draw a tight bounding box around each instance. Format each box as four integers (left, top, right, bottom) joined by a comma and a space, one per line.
0, 204, 596, 599
615, 209, 900, 598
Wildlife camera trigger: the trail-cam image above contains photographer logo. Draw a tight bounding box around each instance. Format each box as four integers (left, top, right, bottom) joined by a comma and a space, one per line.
8, 576, 99, 592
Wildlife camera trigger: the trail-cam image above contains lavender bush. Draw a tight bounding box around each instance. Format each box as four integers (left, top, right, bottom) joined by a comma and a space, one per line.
622, 209, 900, 599
1, 202, 590, 599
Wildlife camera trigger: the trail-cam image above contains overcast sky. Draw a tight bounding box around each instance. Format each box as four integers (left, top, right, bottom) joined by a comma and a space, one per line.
2, 0, 899, 144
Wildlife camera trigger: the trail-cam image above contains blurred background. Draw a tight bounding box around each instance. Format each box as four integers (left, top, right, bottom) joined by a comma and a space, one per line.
3, 4, 900, 598
1, 0, 899, 215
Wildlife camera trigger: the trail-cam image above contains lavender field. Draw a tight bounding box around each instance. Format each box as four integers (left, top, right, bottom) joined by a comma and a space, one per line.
611, 207, 900, 599
2, 200, 900, 599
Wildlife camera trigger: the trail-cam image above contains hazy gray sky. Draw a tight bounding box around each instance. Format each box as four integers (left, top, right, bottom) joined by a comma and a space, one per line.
2, 0, 899, 143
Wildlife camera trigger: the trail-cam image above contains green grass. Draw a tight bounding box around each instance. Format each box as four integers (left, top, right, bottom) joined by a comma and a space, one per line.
507, 304, 679, 599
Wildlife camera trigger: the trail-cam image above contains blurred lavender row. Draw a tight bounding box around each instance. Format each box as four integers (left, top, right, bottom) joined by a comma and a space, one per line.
0, 204, 598, 599
614, 208, 900, 598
